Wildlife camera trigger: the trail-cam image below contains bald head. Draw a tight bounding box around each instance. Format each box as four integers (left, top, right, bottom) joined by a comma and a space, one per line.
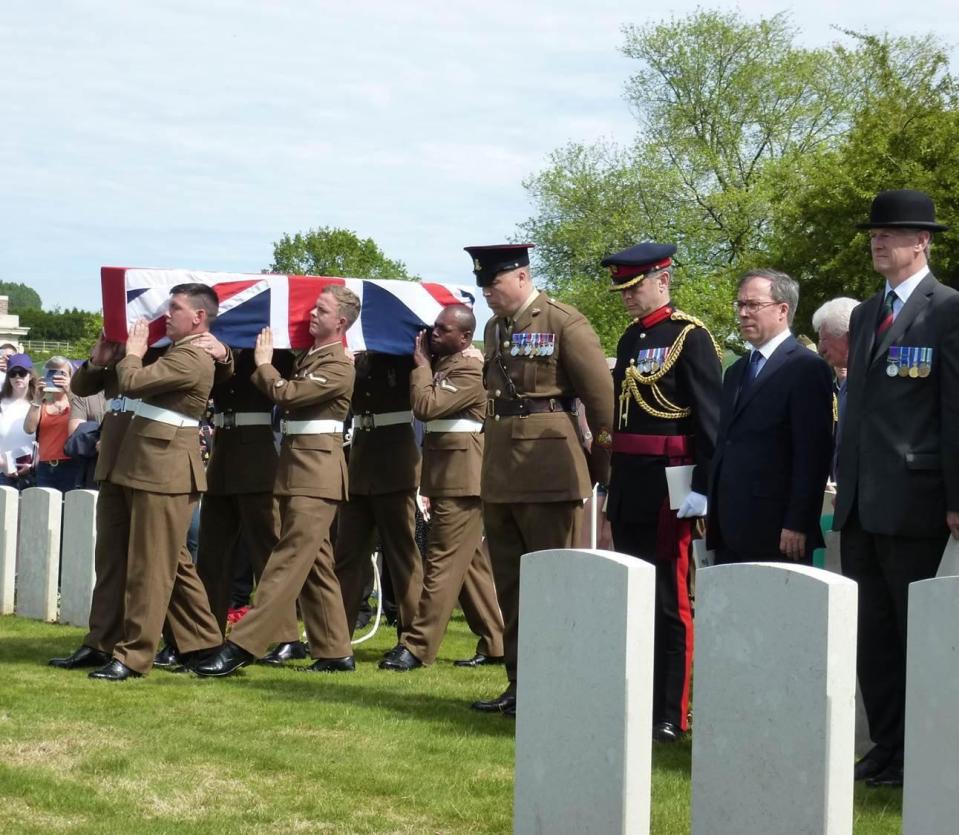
430, 304, 476, 356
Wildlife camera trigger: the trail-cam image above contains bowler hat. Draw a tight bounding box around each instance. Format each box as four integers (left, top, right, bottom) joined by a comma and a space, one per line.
857, 189, 948, 232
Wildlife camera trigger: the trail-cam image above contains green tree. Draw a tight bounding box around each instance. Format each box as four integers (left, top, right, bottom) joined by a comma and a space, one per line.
20, 308, 102, 348
519, 11, 959, 349
268, 227, 414, 279
0, 281, 42, 312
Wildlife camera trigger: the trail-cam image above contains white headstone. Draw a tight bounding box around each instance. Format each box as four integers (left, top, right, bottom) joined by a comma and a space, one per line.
903, 575, 959, 833
935, 537, 959, 577
0, 486, 18, 614
514, 548, 655, 835
692, 563, 857, 835
15, 487, 62, 621
59, 489, 98, 627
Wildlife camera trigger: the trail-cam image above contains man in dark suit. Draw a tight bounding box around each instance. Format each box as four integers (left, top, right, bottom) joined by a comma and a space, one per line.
834, 189, 959, 789
707, 268, 834, 564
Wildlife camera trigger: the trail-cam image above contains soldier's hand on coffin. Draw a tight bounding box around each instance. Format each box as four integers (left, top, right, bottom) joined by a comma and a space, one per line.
126, 319, 149, 358
194, 333, 229, 362
461, 344, 484, 363
413, 329, 431, 368
254, 328, 273, 367
779, 528, 806, 561
90, 333, 120, 366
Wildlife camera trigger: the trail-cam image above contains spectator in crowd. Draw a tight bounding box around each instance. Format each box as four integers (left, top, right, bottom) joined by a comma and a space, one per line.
0, 353, 37, 488
0, 342, 18, 389
812, 297, 859, 482
601, 242, 723, 743
707, 269, 833, 564
24, 355, 82, 492
834, 189, 959, 789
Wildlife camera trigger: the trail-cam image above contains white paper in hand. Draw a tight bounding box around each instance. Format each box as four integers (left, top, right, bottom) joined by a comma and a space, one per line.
665, 464, 695, 510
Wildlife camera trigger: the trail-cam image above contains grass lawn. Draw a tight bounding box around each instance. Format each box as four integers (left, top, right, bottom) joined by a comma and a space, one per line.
1, 614, 903, 834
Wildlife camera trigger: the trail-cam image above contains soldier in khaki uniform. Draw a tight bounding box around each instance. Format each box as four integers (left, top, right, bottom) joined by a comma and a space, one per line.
466, 244, 614, 716
50, 337, 231, 672
196, 285, 360, 677
379, 304, 504, 671
334, 352, 423, 636
196, 348, 304, 663
88, 284, 225, 680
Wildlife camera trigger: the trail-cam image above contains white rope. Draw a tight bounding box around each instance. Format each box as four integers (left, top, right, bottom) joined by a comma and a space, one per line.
350, 550, 383, 646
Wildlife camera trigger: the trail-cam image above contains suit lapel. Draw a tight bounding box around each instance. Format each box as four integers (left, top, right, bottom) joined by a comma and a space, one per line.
733, 336, 798, 418
869, 272, 936, 368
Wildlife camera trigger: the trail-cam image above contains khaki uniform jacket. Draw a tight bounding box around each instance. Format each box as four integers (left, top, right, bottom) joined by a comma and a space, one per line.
252, 342, 353, 501
410, 353, 485, 498
349, 352, 421, 495
206, 349, 293, 495
482, 291, 613, 502
111, 338, 216, 494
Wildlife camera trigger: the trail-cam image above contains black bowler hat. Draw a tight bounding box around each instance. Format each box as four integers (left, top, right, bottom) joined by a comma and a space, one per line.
601, 242, 677, 291
857, 189, 948, 232
464, 244, 534, 287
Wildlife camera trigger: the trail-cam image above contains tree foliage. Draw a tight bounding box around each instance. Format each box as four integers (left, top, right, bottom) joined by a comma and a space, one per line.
268, 226, 414, 280
520, 11, 959, 351
20, 308, 102, 348
0, 281, 43, 312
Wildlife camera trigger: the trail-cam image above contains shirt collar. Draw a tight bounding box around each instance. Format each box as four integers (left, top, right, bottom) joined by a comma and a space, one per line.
885, 266, 928, 306
509, 289, 540, 323
750, 328, 792, 360
308, 339, 343, 355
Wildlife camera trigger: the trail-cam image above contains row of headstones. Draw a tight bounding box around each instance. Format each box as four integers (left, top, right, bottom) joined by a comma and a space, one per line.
514, 548, 959, 835
0, 485, 97, 625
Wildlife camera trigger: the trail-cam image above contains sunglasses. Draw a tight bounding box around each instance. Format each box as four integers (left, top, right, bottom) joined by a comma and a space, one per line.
7, 369, 30, 378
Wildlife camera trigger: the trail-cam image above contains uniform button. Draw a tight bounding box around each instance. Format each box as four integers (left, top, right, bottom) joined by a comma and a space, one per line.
639, 333, 647, 339
494, 389, 501, 397
494, 415, 500, 421
502, 341, 510, 349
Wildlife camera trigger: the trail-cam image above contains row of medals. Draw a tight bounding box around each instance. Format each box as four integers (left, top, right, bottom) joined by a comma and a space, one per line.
631, 346, 669, 375
510, 333, 555, 357
887, 346, 932, 378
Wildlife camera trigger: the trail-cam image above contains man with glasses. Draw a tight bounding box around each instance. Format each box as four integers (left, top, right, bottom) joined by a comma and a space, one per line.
834, 189, 959, 789
602, 242, 722, 743
707, 268, 833, 565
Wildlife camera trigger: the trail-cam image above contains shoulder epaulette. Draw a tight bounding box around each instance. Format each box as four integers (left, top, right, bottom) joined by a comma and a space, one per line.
670, 310, 722, 360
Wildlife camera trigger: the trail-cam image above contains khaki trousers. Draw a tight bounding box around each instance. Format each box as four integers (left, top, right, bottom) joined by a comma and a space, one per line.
230, 496, 351, 659
112, 488, 222, 674
335, 490, 423, 634
483, 501, 581, 684
401, 496, 503, 664
196, 491, 298, 642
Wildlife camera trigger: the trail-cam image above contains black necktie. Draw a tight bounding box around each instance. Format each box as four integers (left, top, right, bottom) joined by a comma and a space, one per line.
738, 350, 762, 402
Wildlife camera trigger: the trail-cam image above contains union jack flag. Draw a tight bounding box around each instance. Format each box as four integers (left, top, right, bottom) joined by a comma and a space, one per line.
101, 267, 490, 354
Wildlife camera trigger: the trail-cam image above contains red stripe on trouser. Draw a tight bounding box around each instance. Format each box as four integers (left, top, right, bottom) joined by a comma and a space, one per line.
673, 524, 694, 731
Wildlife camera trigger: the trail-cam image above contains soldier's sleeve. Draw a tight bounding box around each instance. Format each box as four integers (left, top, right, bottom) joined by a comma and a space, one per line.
70, 361, 108, 397
116, 345, 208, 397
252, 358, 355, 408
561, 313, 615, 485
213, 346, 235, 385
409, 360, 484, 421
676, 327, 723, 494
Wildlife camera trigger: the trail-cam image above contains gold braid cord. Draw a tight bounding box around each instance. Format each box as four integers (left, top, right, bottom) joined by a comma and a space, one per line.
618, 311, 721, 426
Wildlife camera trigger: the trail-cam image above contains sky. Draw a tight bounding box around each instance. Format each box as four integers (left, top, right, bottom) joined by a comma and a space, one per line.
1, 1, 957, 312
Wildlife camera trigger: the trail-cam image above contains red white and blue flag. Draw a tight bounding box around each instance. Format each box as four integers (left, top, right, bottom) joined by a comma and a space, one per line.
101, 267, 490, 353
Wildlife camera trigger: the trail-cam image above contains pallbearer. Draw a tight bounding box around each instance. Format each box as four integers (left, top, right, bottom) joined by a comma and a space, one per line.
602, 242, 722, 742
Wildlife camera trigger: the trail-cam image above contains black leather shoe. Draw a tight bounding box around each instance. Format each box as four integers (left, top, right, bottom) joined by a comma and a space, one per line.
153, 644, 180, 668
257, 641, 309, 666
854, 746, 895, 781
49, 645, 111, 670
89, 659, 142, 681
866, 762, 904, 788
652, 721, 682, 743
471, 690, 517, 713
302, 656, 356, 673
502, 702, 517, 719
193, 642, 254, 677
454, 653, 505, 668
378, 646, 423, 671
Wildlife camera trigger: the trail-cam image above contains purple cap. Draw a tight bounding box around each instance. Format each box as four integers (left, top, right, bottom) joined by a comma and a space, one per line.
6, 353, 33, 371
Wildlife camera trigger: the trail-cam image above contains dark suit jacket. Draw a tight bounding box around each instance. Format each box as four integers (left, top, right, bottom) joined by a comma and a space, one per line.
834, 272, 959, 537
707, 334, 834, 559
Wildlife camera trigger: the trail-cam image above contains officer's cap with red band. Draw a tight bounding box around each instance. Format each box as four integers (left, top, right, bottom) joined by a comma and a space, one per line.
601, 242, 677, 291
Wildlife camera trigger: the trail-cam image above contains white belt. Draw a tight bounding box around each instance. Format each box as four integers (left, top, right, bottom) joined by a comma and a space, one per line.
134, 401, 200, 428
281, 419, 345, 435
424, 418, 484, 433
213, 412, 272, 429
109, 396, 141, 413
353, 410, 413, 431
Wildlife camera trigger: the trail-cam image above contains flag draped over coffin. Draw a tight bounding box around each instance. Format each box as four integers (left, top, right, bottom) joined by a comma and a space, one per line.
101, 267, 490, 354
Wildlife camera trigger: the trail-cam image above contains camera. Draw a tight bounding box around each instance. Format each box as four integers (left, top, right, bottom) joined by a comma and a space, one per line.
42, 369, 62, 393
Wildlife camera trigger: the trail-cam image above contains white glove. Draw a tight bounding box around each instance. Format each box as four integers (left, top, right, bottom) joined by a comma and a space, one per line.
676, 491, 708, 519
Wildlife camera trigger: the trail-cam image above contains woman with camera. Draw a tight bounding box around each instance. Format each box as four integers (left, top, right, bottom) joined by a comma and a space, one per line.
24, 355, 82, 492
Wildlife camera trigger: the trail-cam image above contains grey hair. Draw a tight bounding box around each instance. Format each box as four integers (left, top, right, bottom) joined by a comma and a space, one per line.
44, 355, 73, 373
812, 297, 860, 337
737, 268, 799, 325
